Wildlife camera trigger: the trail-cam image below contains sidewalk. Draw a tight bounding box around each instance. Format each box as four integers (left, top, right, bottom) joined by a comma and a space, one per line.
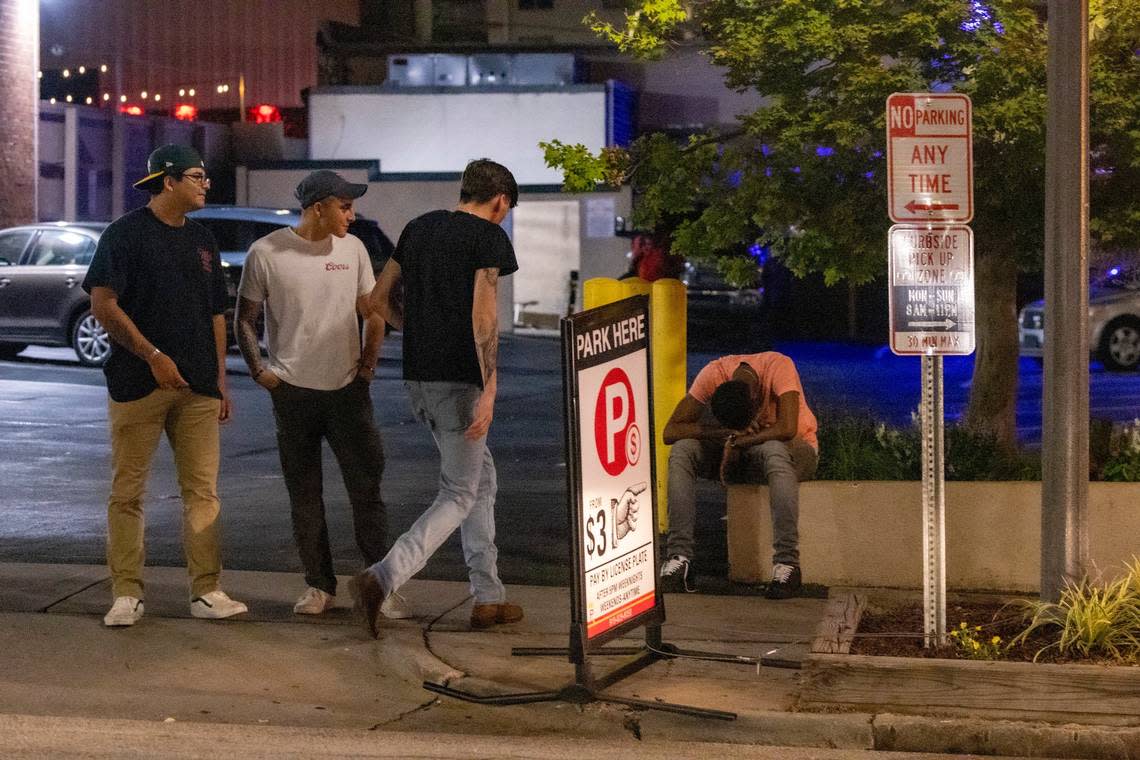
1, 562, 1136, 758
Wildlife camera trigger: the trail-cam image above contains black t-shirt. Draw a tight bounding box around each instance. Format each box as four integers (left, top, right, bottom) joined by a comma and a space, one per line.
82, 206, 227, 402
394, 210, 518, 386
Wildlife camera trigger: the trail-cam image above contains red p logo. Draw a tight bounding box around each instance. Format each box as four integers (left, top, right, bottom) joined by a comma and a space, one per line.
594, 368, 639, 476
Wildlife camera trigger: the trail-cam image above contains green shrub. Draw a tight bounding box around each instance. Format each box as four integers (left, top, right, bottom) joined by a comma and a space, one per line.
1101, 419, 1140, 482
814, 412, 909, 480
813, 410, 1040, 481
1009, 559, 1140, 663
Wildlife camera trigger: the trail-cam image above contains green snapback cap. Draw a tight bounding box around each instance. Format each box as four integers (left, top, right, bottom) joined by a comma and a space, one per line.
133, 144, 205, 190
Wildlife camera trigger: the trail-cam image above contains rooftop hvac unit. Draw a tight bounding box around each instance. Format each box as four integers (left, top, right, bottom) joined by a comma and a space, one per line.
387, 54, 468, 87
468, 54, 511, 86
509, 54, 576, 86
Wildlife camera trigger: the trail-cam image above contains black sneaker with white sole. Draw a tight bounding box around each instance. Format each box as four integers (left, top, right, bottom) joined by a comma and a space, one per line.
766, 563, 802, 599
659, 555, 695, 593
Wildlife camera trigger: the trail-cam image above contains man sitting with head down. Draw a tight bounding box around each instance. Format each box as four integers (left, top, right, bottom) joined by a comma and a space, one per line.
659, 352, 818, 599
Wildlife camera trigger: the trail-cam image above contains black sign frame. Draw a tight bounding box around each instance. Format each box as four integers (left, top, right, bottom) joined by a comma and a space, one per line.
562, 295, 665, 658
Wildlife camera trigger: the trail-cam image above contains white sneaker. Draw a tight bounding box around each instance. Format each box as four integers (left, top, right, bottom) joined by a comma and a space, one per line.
190, 590, 248, 619
293, 587, 335, 615
104, 596, 144, 627
379, 590, 413, 620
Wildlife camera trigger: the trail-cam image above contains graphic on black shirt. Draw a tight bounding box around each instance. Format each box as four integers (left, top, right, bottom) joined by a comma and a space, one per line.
82, 207, 227, 402
394, 210, 518, 387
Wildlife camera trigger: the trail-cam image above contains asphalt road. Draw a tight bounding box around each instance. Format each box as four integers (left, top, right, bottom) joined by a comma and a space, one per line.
2, 337, 1139, 587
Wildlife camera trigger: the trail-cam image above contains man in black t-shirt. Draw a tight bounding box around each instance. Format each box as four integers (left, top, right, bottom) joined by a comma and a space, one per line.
352, 159, 524, 635
83, 144, 247, 627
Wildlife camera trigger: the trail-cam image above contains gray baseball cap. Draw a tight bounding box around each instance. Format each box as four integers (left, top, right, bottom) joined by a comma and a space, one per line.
294, 170, 368, 208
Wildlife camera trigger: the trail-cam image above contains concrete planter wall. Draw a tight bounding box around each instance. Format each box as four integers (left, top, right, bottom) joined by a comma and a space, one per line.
727, 481, 1140, 592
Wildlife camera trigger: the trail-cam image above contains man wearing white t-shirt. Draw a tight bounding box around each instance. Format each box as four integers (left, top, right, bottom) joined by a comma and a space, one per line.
235, 171, 393, 616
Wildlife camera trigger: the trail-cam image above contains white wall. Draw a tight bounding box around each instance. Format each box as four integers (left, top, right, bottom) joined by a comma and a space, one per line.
512, 201, 580, 319
307, 87, 608, 185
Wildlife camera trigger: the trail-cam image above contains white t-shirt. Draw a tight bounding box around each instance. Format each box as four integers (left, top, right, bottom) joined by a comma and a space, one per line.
238, 227, 375, 391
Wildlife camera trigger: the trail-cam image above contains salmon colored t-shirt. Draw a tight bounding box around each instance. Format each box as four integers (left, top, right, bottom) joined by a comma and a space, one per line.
688, 352, 818, 450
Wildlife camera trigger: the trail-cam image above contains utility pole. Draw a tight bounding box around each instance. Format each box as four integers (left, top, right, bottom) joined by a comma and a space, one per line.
1041, 0, 1089, 602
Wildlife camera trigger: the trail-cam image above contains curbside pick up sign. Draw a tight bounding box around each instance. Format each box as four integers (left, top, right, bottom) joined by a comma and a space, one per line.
887, 93, 973, 224
888, 224, 975, 355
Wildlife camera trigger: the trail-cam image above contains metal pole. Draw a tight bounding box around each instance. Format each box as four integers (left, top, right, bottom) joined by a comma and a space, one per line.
921, 354, 946, 647
1042, 0, 1089, 602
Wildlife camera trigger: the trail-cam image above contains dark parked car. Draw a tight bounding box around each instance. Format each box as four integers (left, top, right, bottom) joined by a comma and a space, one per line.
0, 208, 394, 366
0, 222, 110, 365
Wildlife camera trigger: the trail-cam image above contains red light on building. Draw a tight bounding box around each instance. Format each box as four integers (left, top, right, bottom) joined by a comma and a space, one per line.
173, 103, 198, 121
119, 104, 144, 116
250, 103, 281, 124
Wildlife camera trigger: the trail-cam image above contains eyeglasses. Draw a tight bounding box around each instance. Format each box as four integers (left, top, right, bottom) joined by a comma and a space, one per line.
179, 172, 210, 186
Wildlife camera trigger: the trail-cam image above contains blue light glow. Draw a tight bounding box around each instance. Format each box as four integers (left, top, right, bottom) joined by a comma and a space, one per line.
960, 1, 1002, 34
815, 146, 834, 157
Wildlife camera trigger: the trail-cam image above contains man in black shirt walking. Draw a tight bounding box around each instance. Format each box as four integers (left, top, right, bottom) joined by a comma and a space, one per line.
83, 144, 248, 626
352, 159, 523, 635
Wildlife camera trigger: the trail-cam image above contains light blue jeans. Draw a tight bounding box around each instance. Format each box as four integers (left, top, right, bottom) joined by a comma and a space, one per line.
367, 381, 505, 604
665, 437, 818, 566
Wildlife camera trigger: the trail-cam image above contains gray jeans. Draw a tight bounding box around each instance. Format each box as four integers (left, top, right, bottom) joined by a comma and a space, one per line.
366, 381, 504, 604
665, 437, 818, 566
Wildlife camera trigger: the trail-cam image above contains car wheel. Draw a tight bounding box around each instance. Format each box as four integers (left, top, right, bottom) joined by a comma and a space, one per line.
0, 342, 28, 359
72, 309, 111, 367
1100, 317, 1140, 372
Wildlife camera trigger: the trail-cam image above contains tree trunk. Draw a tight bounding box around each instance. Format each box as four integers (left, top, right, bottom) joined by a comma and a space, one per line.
962, 249, 1020, 448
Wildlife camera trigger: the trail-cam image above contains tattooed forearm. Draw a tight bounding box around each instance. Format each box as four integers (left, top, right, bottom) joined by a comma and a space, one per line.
235, 296, 264, 375
472, 267, 500, 389
476, 332, 498, 388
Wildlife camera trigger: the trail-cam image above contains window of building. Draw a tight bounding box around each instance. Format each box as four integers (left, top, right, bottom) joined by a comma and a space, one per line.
518, 0, 553, 10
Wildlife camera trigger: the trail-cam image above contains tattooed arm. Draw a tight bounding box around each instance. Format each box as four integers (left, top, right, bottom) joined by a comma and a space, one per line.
465, 266, 500, 440
235, 296, 279, 390
90, 286, 188, 389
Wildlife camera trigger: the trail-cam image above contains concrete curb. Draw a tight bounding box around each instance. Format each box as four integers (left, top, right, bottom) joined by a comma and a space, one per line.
638, 709, 874, 749
872, 713, 1140, 760
639, 709, 1140, 758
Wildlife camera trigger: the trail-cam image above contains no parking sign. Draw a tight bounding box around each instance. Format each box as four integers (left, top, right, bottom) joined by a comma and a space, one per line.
562, 295, 663, 649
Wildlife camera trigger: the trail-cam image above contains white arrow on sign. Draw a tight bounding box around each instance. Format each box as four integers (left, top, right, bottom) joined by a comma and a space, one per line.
908, 319, 957, 329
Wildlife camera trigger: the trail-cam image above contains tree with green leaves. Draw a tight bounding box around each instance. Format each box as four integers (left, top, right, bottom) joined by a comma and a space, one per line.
543, 0, 1140, 447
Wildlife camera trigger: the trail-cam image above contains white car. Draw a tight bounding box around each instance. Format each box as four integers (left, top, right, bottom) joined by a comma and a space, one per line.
1018, 269, 1140, 371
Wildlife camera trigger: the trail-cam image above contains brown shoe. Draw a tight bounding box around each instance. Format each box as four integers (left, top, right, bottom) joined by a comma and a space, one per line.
349, 571, 386, 638
470, 602, 524, 629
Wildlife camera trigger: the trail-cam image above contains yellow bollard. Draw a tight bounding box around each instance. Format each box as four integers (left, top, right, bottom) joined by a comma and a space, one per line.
583, 277, 625, 311
579, 276, 688, 534
620, 277, 652, 299
650, 279, 686, 533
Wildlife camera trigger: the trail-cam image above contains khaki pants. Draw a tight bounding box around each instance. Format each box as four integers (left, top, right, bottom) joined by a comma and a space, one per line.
107, 389, 222, 599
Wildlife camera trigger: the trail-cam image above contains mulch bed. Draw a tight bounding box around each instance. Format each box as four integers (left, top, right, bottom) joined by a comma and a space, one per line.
850, 599, 1127, 665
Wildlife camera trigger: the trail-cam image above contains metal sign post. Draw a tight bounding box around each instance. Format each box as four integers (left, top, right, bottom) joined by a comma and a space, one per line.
920, 355, 947, 647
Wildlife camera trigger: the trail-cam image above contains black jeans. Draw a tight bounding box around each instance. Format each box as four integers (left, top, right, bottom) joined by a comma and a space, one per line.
270, 379, 387, 595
